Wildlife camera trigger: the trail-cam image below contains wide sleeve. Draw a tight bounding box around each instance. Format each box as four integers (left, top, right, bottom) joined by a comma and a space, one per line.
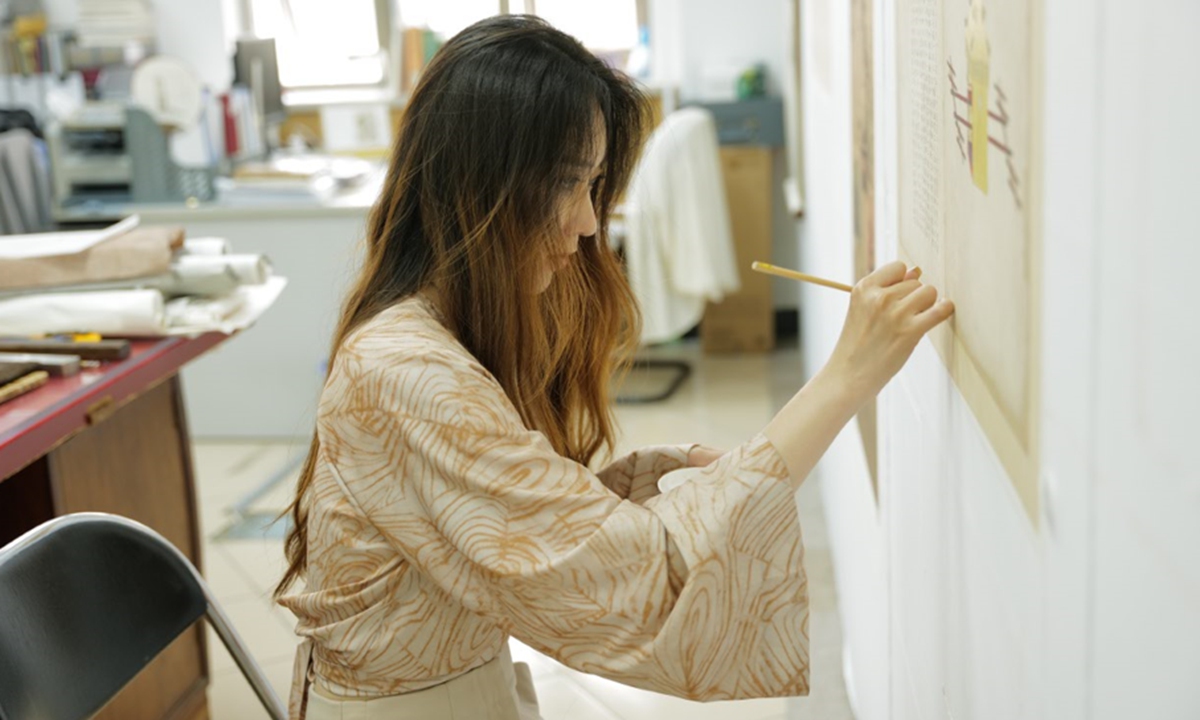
595, 444, 697, 504
319, 347, 810, 701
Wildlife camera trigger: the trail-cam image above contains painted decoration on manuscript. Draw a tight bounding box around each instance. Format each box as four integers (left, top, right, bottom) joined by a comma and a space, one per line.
897, 0, 1043, 520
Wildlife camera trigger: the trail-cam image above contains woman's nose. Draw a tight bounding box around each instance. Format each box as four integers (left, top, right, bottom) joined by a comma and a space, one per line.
571, 194, 598, 239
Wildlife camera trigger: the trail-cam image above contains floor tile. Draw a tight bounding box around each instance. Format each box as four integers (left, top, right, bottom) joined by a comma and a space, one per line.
221, 537, 290, 599
201, 543, 260, 603
530, 674, 623, 719
208, 654, 293, 720
509, 639, 568, 681
207, 595, 298, 675
565, 670, 788, 720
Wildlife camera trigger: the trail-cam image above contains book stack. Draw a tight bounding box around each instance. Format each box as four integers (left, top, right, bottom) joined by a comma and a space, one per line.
0, 13, 73, 77
76, 0, 155, 49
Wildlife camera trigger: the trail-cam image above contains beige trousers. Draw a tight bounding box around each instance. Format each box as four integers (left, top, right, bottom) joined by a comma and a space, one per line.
304, 645, 542, 720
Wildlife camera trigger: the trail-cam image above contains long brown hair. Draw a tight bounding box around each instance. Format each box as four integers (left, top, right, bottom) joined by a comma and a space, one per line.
276, 16, 648, 597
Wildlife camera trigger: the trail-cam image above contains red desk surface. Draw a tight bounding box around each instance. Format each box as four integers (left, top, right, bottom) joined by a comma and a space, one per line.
0, 333, 227, 480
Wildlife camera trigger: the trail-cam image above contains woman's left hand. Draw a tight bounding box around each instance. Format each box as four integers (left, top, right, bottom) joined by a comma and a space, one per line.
687, 445, 724, 467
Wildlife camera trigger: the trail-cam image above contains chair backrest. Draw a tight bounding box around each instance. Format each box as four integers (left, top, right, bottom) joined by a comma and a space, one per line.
0, 515, 207, 720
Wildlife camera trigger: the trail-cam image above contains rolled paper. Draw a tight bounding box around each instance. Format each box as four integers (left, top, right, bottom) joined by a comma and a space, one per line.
0, 289, 166, 336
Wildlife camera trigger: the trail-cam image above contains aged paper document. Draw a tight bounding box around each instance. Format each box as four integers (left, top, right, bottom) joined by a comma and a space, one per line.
897, 0, 1043, 520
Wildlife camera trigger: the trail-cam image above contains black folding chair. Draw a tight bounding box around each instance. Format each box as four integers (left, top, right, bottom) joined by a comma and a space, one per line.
0, 512, 287, 720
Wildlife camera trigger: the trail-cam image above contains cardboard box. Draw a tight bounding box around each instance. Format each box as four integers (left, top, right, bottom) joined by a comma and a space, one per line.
702, 145, 775, 353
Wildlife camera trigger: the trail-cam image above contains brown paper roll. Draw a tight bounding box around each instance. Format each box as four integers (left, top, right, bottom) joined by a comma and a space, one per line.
0, 225, 184, 291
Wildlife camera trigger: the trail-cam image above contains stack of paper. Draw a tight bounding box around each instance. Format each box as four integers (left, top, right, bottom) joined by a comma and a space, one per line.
77, 0, 155, 49
218, 155, 376, 205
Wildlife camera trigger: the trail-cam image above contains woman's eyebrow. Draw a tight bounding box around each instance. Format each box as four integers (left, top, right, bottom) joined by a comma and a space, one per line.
568, 155, 606, 172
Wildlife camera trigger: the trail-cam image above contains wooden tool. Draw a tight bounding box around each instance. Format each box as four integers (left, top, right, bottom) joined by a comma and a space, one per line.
0, 339, 131, 361
0, 370, 49, 406
0, 361, 38, 386
0, 352, 81, 377
751, 261, 854, 293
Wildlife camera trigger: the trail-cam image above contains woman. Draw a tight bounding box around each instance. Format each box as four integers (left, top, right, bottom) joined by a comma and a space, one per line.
276, 15, 953, 720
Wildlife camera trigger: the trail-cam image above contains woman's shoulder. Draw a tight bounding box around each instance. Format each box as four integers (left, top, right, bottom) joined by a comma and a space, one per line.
326, 297, 508, 419
328, 296, 496, 398
343, 296, 461, 361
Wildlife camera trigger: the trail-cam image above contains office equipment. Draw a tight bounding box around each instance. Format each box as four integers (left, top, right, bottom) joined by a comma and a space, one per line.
751, 261, 854, 292
0, 513, 286, 719
233, 38, 284, 121
0, 369, 46, 405
0, 339, 131, 361
46, 105, 216, 207
688, 98, 785, 146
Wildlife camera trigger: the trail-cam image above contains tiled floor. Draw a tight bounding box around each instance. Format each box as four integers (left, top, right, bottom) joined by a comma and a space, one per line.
193, 339, 855, 720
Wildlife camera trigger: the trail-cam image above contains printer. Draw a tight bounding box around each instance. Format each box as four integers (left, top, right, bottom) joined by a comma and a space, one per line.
46, 102, 214, 208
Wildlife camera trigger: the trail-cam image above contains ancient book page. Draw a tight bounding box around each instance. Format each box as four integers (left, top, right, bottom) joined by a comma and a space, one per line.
897, 0, 1043, 520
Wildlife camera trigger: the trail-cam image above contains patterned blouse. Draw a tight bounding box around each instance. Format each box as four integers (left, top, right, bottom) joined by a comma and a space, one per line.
279, 296, 810, 716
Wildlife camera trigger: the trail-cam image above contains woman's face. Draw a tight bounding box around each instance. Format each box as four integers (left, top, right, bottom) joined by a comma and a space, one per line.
535, 132, 607, 293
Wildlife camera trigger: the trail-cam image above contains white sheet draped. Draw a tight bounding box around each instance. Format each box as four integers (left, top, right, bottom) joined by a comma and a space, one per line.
622, 108, 740, 344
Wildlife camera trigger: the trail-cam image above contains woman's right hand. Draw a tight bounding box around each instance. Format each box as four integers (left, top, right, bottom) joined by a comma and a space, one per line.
762, 261, 954, 489
826, 261, 955, 403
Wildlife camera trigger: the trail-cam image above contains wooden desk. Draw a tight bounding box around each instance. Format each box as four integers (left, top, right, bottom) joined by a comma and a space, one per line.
0, 334, 227, 720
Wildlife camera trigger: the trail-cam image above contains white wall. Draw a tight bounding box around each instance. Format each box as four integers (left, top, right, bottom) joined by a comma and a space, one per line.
794, 0, 890, 717
796, 0, 1200, 718
1088, 1, 1200, 716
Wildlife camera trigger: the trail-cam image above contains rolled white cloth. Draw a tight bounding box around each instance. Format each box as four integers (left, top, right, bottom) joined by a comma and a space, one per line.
173, 254, 271, 286
165, 293, 247, 328
182, 237, 232, 256
0, 289, 165, 335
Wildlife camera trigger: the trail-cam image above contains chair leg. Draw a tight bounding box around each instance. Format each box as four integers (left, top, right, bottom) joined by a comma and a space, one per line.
204, 600, 289, 720
616, 358, 692, 404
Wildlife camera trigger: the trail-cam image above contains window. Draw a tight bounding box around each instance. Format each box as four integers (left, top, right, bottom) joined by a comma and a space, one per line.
247, 0, 390, 88
397, 0, 642, 52
395, 0, 505, 40
247, 0, 645, 91
533, 0, 640, 52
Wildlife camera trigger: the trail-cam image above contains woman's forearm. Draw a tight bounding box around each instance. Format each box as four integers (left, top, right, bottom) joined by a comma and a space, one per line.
762, 262, 955, 490
762, 365, 868, 491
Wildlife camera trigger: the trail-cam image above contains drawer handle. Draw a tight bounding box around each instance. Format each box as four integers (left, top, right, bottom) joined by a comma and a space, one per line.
86, 396, 116, 425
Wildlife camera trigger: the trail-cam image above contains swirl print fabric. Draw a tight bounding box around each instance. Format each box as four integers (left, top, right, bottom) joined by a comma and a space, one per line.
279, 297, 810, 718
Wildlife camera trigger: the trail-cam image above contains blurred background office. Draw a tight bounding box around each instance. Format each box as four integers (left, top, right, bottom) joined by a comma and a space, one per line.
0, 1, 828, 718
1, 1, 1197, 720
